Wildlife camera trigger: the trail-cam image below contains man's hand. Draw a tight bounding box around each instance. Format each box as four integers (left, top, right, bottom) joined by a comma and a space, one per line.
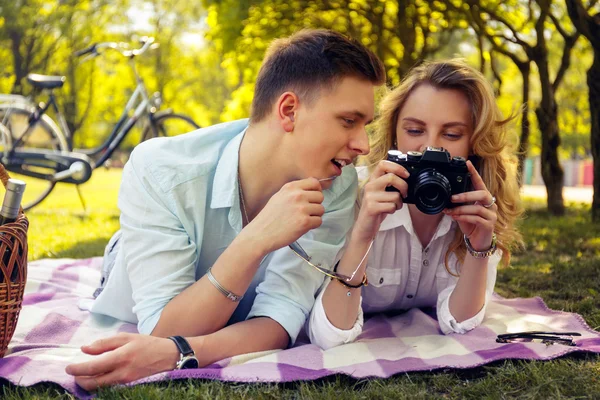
245, 177, 325, 253
65, 333, 179, 391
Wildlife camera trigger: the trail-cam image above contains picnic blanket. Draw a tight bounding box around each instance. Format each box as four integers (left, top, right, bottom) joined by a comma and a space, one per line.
1, 258, 599, 399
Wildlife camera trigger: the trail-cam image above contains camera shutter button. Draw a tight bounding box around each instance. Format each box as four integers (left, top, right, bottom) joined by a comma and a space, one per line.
451, 156, 466, 165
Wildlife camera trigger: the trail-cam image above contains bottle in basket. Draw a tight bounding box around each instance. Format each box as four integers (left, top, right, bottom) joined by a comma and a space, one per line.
0, 179, 25, 226
0, 179, 25, 282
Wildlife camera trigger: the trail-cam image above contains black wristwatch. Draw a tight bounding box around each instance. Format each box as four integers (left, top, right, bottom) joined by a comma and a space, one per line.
168, 336, 199, 370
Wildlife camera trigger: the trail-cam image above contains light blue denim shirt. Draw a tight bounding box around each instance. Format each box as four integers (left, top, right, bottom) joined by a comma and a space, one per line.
90, 119, 358, 345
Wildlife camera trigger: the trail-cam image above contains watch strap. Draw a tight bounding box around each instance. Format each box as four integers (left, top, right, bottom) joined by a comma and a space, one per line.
168, 335, 194, 357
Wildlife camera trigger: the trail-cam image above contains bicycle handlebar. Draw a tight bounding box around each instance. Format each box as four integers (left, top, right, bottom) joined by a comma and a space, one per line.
74, 37, 157, 60
73, 44, 97, 57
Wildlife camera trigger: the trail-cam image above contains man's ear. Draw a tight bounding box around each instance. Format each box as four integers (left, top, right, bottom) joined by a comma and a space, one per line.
276, 91, 299, 133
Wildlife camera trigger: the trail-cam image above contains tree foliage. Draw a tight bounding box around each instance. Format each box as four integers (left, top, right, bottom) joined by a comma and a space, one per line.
0, 0, 596, 217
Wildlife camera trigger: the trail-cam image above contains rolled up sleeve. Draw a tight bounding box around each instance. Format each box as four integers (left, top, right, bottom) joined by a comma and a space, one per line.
437, 251, 501, 334
308, 279, 364, 350
118, 147, 200, 334
247, 168, 358, 346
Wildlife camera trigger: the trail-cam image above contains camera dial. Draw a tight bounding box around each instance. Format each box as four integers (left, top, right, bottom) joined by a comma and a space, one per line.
407, 151, 422, 162
387, 150, 406, 163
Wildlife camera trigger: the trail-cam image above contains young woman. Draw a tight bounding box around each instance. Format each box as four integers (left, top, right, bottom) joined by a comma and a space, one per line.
308, 59, 523, 349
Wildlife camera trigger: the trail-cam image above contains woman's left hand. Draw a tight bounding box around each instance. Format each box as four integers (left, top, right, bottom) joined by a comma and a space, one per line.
444, 160, 497, 251
65, 333, 180, 391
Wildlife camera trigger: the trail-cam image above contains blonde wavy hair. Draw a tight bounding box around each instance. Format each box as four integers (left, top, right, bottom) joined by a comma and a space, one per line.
364, 59, 523, 274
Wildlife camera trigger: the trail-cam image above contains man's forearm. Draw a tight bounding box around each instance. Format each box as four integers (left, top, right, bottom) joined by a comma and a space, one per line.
152, 231, 269, 337
189, 317, 289, 367
448, 255, 489, 322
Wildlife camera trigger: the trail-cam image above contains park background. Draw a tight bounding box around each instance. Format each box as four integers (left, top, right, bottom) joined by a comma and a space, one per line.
1, 0, 600, 215
0, 0, 599, 398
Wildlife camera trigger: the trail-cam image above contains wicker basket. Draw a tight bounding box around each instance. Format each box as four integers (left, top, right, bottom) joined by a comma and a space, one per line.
0, 163, 29, 358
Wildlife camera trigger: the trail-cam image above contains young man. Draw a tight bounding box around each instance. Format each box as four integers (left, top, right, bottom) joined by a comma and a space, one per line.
66, 29, 385, 390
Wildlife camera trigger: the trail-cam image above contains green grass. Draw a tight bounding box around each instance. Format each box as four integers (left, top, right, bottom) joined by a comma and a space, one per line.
25, 168, 121, 261
1, 169, 599, 399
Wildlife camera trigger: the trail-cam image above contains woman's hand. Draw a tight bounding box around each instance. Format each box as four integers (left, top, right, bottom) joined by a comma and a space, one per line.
445, 160, 497, 251
65, 333, 180, 391
353, 160, 410, 242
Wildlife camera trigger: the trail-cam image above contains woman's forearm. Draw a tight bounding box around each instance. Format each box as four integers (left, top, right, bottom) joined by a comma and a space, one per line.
447, 254, 489, 322
321, 232, 373, 330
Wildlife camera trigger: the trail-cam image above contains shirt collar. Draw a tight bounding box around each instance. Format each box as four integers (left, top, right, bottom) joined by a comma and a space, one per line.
379, 204, 456, 239
210, 127, 248, 210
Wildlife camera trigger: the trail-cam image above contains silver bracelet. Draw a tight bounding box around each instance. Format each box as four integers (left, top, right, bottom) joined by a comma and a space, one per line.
206, 268, 243, 302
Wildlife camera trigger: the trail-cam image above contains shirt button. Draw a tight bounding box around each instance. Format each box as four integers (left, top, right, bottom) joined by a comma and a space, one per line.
407, 294, 414, 299
379, 277, 384, 284
423, 259, 429, 266
424, 248, 429, 254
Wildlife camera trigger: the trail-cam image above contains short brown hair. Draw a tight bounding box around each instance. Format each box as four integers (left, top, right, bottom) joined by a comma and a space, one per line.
250, 29, 386, 122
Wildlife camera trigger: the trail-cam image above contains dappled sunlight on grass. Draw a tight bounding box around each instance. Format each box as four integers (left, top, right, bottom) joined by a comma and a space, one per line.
25, 168, 121, 260
583, 237, 600, 251
500, 201, 600, 330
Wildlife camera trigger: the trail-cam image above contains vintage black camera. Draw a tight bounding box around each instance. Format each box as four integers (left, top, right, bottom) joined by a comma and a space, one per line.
385, 147, 471, 215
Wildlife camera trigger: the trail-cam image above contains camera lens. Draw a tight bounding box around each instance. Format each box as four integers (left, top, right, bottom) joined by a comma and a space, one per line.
413, 169, 452, 215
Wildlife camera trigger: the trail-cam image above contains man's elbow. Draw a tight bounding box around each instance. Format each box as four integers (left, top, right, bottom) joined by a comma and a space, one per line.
248, 317, 291, 350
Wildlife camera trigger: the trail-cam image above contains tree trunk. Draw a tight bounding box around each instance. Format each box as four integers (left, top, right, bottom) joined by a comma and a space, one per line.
589, 57, 600, 222
535, 100, 565, 215
534, 40, 565, 216
9, 30, 26, 94
396, 0, 417, 77
564, 0, 600, 221
517, 64, 531, 187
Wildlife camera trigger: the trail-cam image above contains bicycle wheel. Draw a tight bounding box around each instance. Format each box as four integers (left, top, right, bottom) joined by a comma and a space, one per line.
0, 105, 69, 210
141, 112, 200, 142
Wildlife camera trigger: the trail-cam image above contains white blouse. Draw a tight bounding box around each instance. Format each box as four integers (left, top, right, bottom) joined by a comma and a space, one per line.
308, 202, 501, 350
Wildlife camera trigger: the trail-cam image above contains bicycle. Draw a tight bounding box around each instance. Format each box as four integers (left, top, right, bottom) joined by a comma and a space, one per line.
0, 37, 200, 210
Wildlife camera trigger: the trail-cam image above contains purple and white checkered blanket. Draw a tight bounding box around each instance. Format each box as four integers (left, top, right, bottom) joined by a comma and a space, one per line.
1, 258, 599, 398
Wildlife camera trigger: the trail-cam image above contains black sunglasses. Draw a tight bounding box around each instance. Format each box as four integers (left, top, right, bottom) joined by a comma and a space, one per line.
496, 331, 582, 346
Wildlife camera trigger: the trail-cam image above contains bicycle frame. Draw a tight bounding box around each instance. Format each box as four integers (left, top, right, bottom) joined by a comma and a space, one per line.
0, 37, 200, 210
78, 59, 158, 169
7, 91, 69, 150
7, 48, 160, 170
